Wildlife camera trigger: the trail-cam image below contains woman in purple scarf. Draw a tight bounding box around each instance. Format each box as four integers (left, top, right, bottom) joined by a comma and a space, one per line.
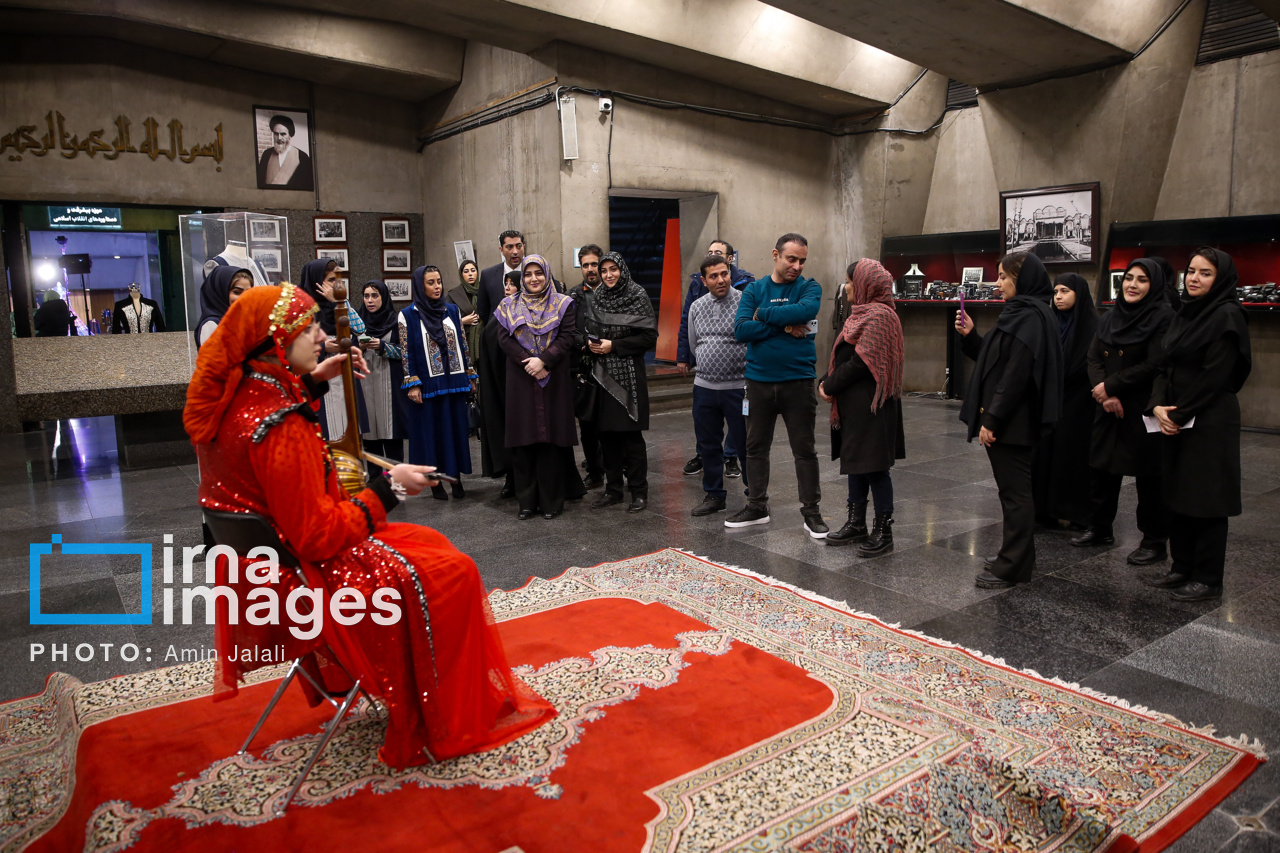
495, 255, 580, 519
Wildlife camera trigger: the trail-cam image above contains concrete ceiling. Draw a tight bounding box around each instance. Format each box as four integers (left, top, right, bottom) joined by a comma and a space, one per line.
0, 0, 466, 101
760, 0, 1188, 89
257, 0, 926, 115
1254, 0, 1280, 22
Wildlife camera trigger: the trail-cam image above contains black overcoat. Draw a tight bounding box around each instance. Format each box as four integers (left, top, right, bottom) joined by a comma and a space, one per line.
1149, 337, 1244, 518
821, 341, 905, 475
960, 329, 1040, 447
1036, 348, 1094, 522
1086, 323, 1169, 477
477, 320, 509, 476
591, 327, 658, 433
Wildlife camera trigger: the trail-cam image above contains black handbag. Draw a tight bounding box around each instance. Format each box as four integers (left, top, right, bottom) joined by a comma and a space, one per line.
573, 374, 597, 421
466, 391, 482, 430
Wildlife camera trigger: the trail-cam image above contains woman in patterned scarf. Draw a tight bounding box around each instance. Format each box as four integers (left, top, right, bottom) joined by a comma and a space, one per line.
818, 259, 906, 556
495, 255, 579, 519
582, 251, 658, 513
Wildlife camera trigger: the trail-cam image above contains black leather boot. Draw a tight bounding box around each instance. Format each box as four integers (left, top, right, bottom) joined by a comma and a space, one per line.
857, 512, 894, 557
825, 501, 868, 547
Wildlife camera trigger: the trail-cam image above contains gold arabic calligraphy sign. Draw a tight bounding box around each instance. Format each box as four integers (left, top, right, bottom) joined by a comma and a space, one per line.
2, 112, 224, 169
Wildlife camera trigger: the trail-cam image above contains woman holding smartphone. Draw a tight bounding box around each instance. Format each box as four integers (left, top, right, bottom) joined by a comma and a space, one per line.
582, 252, 658, 513
357, 279, 406, 473
955, 252, 1062, 588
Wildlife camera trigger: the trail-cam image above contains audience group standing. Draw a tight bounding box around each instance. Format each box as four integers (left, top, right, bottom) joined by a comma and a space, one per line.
201, 226, 1251, 602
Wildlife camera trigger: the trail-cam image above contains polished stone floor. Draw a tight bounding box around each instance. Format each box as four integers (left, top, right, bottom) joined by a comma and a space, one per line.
2, 399, 1278, 851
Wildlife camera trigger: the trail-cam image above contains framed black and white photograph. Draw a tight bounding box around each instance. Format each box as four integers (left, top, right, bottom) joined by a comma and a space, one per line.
249, 218, 281, 243
316, 247, 349, 272
1000, 182, 1100, 265
382, 218, 411, 243
383, 248, 411, 272
1109, 270, 1125, 303
961, 266, 984, 288
385, 278, 412, 300
253, 106, 315, 191
453, 240, 475, 268
251, 248, 283, 273
314, 216, 347, 243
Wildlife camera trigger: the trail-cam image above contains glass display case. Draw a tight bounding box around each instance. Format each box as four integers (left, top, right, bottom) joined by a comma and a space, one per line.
881, 230, 1003, 303
1102, 214, 1280, 308
178, 212, 289, 369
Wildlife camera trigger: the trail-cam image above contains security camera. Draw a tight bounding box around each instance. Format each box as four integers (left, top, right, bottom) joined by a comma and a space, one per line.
598, 97, 613, 114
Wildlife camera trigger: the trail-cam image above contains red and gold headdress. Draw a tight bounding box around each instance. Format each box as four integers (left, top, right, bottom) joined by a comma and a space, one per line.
184, 283, 318, 444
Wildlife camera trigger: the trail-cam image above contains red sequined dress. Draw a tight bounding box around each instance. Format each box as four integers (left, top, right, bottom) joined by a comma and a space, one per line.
197, 360, 556, 768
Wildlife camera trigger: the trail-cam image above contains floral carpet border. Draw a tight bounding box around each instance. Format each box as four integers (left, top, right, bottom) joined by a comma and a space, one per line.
0, 548, 1266, 853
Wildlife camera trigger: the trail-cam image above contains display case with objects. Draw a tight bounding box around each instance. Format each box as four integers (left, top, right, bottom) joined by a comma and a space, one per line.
1101, 214, 1280, 308
178, 212, 290, 370
881, 230, 1003, 302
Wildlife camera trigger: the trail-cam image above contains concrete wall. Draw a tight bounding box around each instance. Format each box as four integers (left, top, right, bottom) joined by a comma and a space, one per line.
0, 37, 423, 214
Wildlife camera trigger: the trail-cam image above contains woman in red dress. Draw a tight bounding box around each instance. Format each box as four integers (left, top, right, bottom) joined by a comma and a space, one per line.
184, 283, 556, 768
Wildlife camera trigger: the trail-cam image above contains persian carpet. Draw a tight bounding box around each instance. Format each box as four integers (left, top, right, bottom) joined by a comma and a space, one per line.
0, 549, 1265, 852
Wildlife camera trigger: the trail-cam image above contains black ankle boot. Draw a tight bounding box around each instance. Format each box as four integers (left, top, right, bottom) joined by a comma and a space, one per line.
451, 479, 465, 499
430, 483, 449, 500
857, 512, 894, 557
826, 501, 868, 546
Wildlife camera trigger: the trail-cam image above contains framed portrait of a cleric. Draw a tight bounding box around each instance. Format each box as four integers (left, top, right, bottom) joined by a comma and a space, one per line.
253, 106, 315, 191
1000, 182, 1100, 265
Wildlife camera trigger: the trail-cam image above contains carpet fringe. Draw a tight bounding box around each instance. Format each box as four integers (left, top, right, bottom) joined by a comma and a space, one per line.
669, 548, 1270, 761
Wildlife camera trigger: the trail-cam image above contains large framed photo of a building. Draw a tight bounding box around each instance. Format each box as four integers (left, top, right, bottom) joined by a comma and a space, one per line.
1000, 182, 1100, 265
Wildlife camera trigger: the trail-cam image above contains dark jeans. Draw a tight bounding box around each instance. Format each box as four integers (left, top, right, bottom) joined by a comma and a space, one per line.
601, 431, 648, 498
987, 443, 1035, 581
1088, 470, 1170, 547
579, 417, 604, 479
849, 470, 893, 514
692, 386, 748, 500
1169, 513, 1229, 587
510, 443, 565, 514
745, 378, 820, 511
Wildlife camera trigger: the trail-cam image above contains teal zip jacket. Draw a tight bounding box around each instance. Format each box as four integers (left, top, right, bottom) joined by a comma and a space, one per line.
733, 274, 823, 382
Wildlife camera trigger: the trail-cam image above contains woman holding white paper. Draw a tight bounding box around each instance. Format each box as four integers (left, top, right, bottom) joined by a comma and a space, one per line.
1145, 248, 1252, 602
1072, 259, 1174, 566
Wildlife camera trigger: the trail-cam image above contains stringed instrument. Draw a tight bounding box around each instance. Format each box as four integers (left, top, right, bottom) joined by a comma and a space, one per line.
328, 278, 369, 496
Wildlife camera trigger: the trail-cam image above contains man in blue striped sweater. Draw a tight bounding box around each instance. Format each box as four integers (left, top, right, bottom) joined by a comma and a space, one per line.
726, 233, 827, 538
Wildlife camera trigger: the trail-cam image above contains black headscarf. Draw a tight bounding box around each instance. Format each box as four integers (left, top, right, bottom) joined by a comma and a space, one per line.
1149, 256, 1182, 310
1053, 273, 1097, 377
299, 258, 338, 335
195, 266, 249, 339
1162, 247, 1251, 393
960, 254, 1063, 436
1096, 259, 1174, 347
410, 265, 452, 372
33, 293, 75, 337
357, 279, 398, 340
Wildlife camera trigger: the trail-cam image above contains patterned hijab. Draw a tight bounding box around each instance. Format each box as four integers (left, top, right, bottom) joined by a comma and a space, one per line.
585, 252, 657, 422
496, 255, 572, 387
410, 265, 452, 372
184, 283, 318, 444
828, 259, 904, 423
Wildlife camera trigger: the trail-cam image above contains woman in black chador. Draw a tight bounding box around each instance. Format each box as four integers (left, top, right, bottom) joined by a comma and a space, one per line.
1146, 248, 1252, 602
1072, 259, 1174, 566
1032, 272, 1096, 529
955, 252, 1062, 588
